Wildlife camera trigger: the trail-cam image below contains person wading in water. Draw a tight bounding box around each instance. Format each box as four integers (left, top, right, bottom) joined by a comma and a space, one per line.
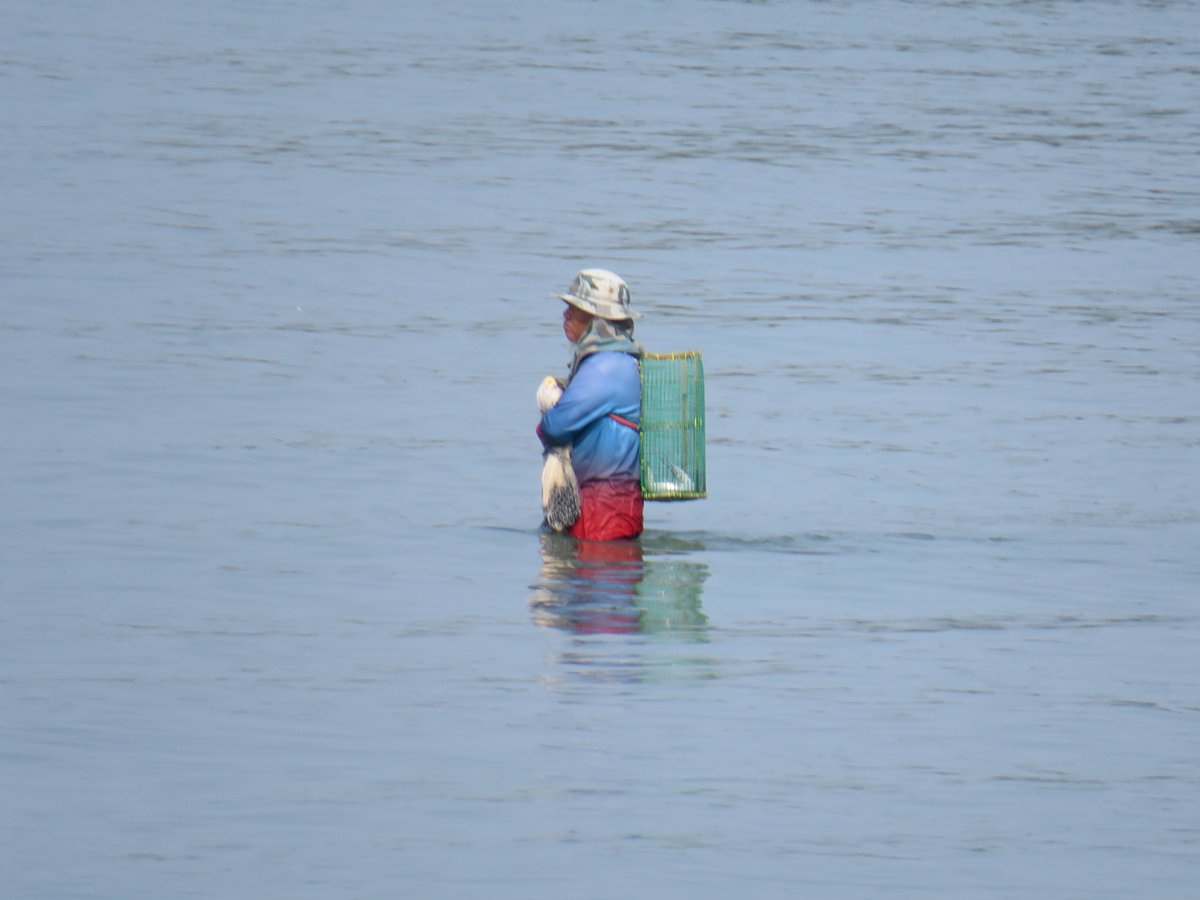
536, 269, 644, 541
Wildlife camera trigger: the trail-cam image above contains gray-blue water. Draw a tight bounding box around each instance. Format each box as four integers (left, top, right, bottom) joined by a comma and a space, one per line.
3, 1, 1198, 896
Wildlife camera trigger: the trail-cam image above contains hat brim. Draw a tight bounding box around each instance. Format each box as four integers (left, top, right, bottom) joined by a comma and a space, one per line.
558, 294, 591, 311
558, 294, 635, 321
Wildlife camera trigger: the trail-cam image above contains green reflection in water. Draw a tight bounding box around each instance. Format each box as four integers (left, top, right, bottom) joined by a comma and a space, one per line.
530, 532, 709, 640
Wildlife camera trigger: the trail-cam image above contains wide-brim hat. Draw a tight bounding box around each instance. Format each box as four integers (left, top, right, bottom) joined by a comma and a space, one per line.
558, 268, 634, 321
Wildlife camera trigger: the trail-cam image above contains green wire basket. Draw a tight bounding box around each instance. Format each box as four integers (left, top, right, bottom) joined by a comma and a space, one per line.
640, 351, 707, 501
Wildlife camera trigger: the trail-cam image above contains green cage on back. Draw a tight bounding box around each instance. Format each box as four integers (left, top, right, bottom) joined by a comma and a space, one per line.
639, 351, 707, 501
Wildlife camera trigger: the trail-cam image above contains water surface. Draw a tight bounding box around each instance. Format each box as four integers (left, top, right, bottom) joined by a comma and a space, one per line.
3, 1, 1198, 897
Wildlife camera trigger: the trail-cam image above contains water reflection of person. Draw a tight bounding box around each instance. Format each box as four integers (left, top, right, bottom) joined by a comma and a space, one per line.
529, 533, 709, 638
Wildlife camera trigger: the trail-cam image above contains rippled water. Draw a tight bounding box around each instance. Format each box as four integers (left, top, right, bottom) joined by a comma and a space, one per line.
4, 1, 1199, 897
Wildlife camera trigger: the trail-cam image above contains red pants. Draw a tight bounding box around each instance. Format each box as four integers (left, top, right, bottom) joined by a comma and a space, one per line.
569, 479, 644, 541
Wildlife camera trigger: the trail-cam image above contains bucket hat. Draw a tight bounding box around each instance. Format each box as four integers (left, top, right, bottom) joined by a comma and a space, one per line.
559, 269, 633, 321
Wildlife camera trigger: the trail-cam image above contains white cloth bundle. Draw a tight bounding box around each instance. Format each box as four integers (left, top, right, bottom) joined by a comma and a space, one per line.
536, 376, 564, 414
536, 376, 580, 532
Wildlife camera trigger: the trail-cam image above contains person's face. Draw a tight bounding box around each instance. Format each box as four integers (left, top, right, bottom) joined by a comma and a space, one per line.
562, 303, 593, 343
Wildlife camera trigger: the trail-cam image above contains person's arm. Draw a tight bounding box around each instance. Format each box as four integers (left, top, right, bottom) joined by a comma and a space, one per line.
539, 359, 611, 446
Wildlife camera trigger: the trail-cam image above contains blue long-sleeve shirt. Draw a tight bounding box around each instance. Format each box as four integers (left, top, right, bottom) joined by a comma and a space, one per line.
539, 351, 640, 484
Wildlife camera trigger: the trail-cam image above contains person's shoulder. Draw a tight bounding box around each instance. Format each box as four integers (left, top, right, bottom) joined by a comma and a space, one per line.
585, 351, 639, 375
